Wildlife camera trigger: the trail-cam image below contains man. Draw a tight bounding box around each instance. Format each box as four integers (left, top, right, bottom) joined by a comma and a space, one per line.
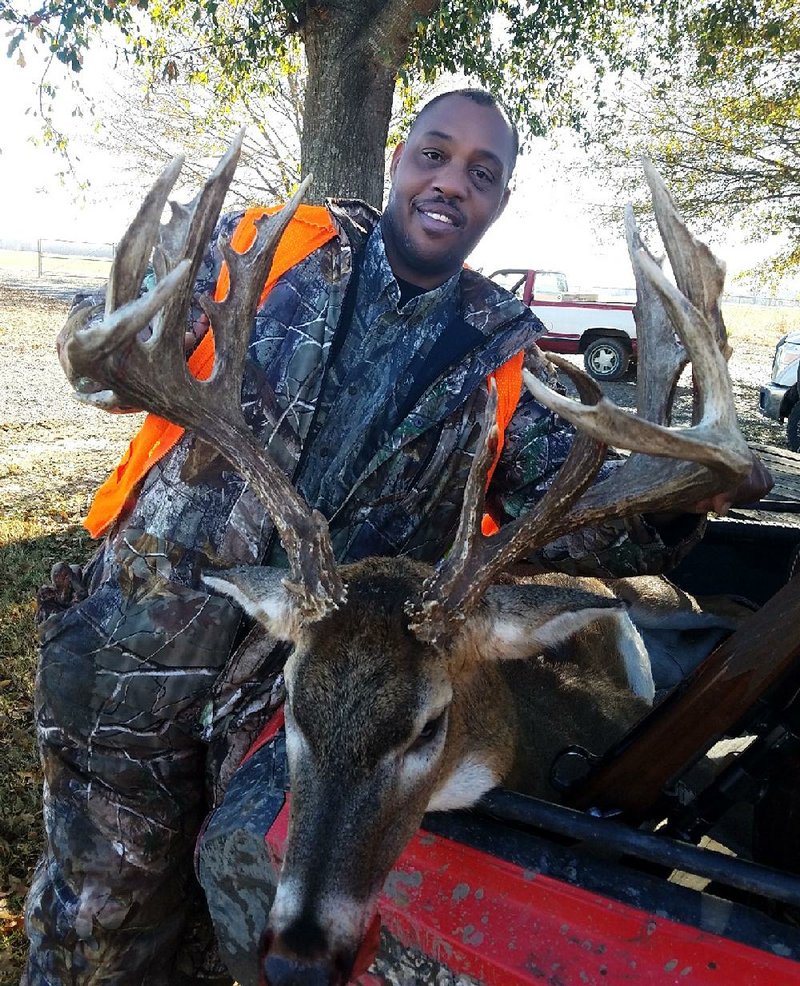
22, 88, 770, 985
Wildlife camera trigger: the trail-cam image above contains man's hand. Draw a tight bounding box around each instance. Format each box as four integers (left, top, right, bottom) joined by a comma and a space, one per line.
185, 312, 210, 356
36, 562, 88, 625
647, 453, 774, 532
56, 300, 211, 412
691, 453, 774, 516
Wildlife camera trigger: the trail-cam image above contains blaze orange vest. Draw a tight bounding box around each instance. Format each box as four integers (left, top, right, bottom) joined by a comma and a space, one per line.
84, 207, 524, 539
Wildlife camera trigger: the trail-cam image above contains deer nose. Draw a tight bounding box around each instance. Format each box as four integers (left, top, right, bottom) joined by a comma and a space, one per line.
261, 923, 352, 986
262, 953, 335, 986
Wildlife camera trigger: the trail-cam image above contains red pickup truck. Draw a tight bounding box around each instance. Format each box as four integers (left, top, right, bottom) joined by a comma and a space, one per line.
489, 268, 637, 381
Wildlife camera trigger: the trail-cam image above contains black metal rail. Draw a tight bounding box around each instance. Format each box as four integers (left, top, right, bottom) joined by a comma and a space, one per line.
478, 788, 800, 908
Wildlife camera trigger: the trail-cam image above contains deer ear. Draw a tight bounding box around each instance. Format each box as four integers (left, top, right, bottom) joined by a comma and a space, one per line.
467, 584, 624, 661
465, 586, 621, 661
462, 584, 654, 702
202, 566, 304, 641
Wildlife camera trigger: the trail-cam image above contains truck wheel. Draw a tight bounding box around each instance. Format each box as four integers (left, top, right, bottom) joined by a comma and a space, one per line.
787, 402, 800, 452
584, 338, 631, 381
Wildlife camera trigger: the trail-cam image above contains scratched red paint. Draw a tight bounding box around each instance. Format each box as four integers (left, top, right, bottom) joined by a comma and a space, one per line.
266, 802, 800, 985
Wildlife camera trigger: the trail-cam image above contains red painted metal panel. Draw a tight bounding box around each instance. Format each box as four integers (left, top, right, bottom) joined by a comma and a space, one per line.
537, 335, 582, 355
241, 706, 286, 764
534, 299, 635, 313
266, 803, 800, 985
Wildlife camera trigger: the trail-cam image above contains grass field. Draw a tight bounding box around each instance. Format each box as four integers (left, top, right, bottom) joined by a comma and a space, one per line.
724, 301, 800, 346
0, 279, 798, 982
0, 249, 113, 280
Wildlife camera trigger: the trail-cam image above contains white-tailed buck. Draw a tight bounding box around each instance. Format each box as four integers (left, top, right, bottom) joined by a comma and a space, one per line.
61, 133, 754, 986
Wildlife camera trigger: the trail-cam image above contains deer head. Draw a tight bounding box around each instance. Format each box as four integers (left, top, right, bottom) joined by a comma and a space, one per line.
61, 133, 752, 985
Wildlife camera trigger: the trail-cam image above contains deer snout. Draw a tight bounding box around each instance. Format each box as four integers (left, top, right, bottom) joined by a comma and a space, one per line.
262, 954, 339, 986
261, 923, 354, 986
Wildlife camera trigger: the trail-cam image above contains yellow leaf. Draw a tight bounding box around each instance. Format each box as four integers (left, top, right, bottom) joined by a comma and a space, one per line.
1, 914, 25, 933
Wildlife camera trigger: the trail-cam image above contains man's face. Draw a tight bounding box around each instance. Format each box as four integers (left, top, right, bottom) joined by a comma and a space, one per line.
381, 94, 514, 290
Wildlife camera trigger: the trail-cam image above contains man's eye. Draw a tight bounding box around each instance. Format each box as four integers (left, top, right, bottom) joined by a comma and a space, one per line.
422, 149, 444, 162
472, 167, 494, 185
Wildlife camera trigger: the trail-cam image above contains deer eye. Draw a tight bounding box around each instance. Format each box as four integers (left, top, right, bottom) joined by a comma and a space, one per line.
407, 709, 447, 755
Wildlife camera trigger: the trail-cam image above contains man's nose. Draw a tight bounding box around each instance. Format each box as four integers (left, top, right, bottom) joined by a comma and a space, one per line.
432, 164, 468, 199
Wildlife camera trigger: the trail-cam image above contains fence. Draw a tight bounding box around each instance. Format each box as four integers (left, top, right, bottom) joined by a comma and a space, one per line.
724, 294, 800, 307
588, 286, 800, 308
5, 241, 799, 307
35, 238, 116, 277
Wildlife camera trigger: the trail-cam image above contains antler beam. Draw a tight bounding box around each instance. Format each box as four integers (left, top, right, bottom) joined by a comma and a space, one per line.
62, 134, 345, 620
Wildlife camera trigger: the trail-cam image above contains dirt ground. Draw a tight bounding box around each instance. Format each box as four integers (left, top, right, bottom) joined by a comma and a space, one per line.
1, 282, 143, 523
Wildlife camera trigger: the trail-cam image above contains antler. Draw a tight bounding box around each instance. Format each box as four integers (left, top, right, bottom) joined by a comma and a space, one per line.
408, 162, 752, 646
62, 133, 346, 620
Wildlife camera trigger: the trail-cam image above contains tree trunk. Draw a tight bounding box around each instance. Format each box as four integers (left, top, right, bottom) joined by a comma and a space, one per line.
300, 1, 440, 207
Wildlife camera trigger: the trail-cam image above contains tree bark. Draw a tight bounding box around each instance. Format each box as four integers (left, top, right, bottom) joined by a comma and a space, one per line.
300, 0, 440, 207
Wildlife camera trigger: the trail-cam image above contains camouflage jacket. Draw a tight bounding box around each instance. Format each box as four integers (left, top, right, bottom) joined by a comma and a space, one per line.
87, 200, 699, 580
67, 199, 702, 741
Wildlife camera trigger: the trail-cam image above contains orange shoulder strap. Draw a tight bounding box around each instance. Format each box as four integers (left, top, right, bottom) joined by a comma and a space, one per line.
84, 203, 336, 538
481, 349, 525, 536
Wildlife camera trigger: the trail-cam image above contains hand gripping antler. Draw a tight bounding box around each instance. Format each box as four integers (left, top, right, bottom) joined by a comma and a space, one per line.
62, 133, 346, 620
408, 162, 752, 646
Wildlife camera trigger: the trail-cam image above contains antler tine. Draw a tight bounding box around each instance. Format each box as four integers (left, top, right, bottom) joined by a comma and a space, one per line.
625, 204, 687, 427
150, 131, 248, 350
408, 380, 610, 645
199, 174, 313, 389
105, 154, 186, 315
79, 132, 245, 374
192, 173, 347, 618
66, 143, 345, 620
642, 157, 730, 361
68, 134, 245, 390
406, 382, 500, 642
518, 162, 751, 524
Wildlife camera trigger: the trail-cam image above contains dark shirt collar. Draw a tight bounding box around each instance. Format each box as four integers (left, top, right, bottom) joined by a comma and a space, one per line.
395, 276, 426, 308
364, 225, 461, 315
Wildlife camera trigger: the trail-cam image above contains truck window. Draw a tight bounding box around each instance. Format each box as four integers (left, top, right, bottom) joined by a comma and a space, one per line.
533, 271, 568, 301
491, 271, 527, 298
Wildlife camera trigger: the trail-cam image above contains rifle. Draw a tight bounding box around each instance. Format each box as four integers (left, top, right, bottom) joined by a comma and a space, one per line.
564, 572, 800, 831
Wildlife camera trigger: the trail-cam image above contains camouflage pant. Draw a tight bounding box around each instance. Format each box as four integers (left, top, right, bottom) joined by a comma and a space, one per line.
22, 558, 277, 986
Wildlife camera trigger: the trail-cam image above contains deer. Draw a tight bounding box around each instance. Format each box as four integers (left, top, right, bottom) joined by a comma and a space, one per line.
59, 132, 755, 986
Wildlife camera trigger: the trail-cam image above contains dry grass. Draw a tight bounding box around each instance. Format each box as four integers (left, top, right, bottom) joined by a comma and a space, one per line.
0, 278, 796, 983
0, 250, 112, 281
724, 302, 800, 347
0, 285, 137, 983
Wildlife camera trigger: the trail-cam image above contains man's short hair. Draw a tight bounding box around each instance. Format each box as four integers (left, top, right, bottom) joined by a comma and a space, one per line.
409, 88, 520, 180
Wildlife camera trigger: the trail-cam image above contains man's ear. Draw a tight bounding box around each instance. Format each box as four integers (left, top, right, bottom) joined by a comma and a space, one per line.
493, 185, 511, 223
389, 141, 406, 180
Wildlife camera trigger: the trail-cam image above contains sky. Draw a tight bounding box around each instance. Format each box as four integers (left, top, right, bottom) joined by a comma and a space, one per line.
1, 49, 796, 298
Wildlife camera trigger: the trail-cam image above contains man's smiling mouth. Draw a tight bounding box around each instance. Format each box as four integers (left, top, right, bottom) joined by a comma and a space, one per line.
422, 210, 455, 225
416, 203, 463, 229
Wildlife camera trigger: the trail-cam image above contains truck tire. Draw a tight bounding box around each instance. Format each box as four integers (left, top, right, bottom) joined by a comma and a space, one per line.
584, 337, 631, 381
787, 402, 800, 452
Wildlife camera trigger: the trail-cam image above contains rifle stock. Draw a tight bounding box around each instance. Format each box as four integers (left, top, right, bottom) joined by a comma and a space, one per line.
566, 574, 800, 822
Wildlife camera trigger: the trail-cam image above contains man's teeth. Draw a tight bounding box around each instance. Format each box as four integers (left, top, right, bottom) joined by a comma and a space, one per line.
423, 211, 455, 225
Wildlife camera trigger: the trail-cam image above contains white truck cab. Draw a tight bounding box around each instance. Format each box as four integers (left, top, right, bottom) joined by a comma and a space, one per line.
489, 268, 637, 381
